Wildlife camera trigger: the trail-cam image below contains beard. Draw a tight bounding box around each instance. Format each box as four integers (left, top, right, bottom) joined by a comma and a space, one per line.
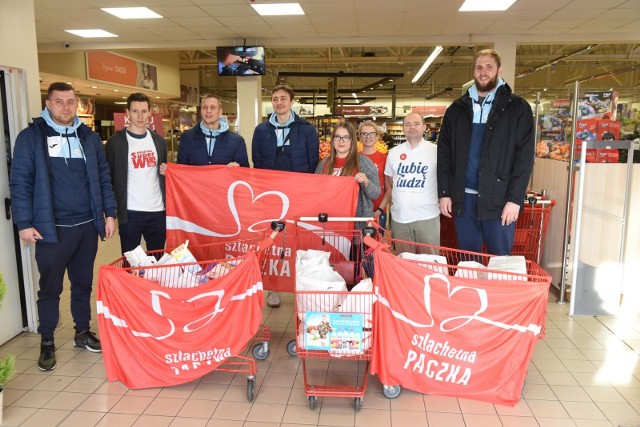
474, 74, 499, 93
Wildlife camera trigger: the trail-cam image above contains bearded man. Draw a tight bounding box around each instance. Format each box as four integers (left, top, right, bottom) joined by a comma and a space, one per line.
437, 49, 534, 255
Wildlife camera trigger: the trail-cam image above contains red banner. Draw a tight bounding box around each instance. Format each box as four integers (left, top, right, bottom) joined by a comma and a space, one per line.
370, 249, 548, 406
165, 165, 359, 292
113, 112, 164, 133
97, 252, 263, 389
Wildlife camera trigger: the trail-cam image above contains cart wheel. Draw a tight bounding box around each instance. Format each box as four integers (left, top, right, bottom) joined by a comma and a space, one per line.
286, 339, 297, 356
308, 395, 317, 410
247, 378, 255, 402
252, 343, 269, 360
354, 397, 362, 411
383, 384, 401, 399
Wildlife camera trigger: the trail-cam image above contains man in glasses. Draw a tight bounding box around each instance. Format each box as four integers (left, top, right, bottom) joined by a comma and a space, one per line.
382, 112, 439, 254
251, 84, 319, 307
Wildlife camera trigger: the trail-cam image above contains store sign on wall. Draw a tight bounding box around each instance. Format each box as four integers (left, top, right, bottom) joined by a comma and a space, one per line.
411, 106, 447, 116
113, 112, 164, 134
86, 52, 158, 91
335, 106, 389, 116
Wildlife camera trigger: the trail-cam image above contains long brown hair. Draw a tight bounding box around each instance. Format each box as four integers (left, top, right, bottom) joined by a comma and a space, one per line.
322, 122, 359, 177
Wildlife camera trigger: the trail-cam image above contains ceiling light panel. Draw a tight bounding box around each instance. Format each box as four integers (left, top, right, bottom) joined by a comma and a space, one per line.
101, 7, 163, 19
459, 0, 517, 12
64, 29, 118, 38
251, 3, 305, 16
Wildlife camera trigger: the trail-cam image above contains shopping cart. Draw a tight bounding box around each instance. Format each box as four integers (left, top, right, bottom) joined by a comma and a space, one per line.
439, 195, 555, 264
97, 222, 285, 400
288, 215, 377, 411
364, 233, 551, 405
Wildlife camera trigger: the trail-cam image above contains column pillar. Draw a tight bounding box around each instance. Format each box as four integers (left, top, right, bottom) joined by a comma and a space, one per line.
493, 38, 517, 91
236, 76, 262, 165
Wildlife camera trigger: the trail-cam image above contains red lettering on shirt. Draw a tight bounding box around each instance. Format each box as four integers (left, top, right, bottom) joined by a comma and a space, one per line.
131, 150, 157, 169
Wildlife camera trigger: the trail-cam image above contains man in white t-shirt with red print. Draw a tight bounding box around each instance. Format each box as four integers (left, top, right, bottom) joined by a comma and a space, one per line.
105, 92, 168, 254
382, 112, 439, 253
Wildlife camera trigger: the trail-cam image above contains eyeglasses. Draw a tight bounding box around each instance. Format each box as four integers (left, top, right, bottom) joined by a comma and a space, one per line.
361, 132, 377, 138
333, 135, 352, 142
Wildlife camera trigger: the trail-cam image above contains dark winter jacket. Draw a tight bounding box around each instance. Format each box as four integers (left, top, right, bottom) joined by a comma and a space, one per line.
437, 83, 534, 220
251, 114, 319, 173
177, 125, 249, 167
10, 117, 117, 242
105, 129, 167, 225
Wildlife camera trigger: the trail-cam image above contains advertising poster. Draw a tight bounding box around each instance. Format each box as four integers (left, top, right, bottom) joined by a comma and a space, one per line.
86, 51, 158, 91
304, 312, 364, 351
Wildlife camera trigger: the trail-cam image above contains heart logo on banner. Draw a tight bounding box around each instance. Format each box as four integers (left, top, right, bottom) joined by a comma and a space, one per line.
423, 273, 489, 332
227, 181, 290, 233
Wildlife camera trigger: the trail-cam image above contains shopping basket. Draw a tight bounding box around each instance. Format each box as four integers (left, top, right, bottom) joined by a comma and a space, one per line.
96, 222, 284, 400
364, 234, 551, 406
288, 215, 377, 411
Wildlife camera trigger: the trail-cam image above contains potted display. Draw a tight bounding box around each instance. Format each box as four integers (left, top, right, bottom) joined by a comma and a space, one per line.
0, 273, 17, 424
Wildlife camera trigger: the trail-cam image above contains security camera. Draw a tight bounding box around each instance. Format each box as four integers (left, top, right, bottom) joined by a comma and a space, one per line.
63, 41, 71, 49
467, 44, 474, 50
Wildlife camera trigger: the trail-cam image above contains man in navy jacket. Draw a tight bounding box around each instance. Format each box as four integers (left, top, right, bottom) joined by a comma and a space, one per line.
437, 49, 534, 256
251, 84, 319, 307
177, 93, 249, 167
10, 82, 117, 372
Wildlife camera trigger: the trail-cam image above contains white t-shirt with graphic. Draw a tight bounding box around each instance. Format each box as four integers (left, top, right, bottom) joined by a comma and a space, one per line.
127, 131, 164, 212
384, 139, 438, 223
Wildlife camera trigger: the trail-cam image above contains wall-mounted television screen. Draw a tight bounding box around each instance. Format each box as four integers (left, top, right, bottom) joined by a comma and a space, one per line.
216, 46, 266, 76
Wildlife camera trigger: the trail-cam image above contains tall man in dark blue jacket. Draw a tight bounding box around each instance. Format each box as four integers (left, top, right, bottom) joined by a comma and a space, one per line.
177, 93, 249, 167
10, 82, 117, 371
251, 84, 319, 307
437, 49, 534, 256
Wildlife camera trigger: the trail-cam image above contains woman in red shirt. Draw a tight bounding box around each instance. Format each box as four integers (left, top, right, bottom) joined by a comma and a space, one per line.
358, 121, 387, 228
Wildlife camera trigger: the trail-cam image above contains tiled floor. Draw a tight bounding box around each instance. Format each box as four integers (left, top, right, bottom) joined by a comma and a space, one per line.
2, 235, 640, 426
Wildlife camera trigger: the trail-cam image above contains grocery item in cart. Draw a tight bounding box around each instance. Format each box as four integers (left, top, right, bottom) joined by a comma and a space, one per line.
398, 252, 449, 275
487, 255, 527, 281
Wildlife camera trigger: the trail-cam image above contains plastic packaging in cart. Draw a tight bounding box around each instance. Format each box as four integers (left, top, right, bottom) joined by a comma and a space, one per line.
454, 261, 487, 280
487, 255, 527, 281
170, 240, 202, 274
398, 252, 449, 275
336, 278, 375, 327
124, 245, 157, 268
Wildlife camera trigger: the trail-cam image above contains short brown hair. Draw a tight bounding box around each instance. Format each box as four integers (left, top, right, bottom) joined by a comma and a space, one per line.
127, 92, 151, 110
475, 49, 501, 68
271, 84, 294, 100
47, 82, 75, 99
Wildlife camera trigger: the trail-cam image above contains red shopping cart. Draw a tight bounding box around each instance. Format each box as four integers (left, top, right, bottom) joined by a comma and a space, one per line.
364, 233, 551, 405
439, 196, 555, 265
97, 222, 285, 400
287, 215, 377, 411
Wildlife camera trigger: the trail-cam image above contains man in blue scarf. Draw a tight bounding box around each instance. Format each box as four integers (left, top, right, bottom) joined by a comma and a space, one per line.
10, 82, 117, 371
437, 50, 534, 256
177, 94, 249, 167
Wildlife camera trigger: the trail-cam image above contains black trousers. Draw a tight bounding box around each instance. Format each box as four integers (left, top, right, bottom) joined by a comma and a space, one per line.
35, 222, 98, 340
118, 210, 166, 255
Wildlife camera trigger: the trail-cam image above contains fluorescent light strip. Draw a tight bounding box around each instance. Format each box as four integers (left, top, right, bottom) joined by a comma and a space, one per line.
101, 7, 163, 19
411, 46, 443, 84
251, 3, 305, 16
459, 0, 517, 11
64, 29, 118, 38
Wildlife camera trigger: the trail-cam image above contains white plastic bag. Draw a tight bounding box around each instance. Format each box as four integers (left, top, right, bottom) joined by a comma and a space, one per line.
454, 261, 487, 280
336, 278, 375, 328
398, 252, 449, 275
296, 249, 331, 268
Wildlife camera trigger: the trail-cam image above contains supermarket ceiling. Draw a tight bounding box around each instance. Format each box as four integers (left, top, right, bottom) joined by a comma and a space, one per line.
34, 0, 640, 104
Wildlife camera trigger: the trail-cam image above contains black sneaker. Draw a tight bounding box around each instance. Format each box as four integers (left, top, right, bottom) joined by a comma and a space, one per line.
74, 329, 102, 353
38, 340, 56, 371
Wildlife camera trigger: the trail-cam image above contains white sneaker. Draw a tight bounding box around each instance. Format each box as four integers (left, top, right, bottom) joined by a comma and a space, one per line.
267, 291, 281, 308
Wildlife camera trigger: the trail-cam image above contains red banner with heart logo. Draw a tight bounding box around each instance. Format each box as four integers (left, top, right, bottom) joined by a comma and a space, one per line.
165, 165, 359, 292
97, 251, 263, 389
370, 249, 549, 406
